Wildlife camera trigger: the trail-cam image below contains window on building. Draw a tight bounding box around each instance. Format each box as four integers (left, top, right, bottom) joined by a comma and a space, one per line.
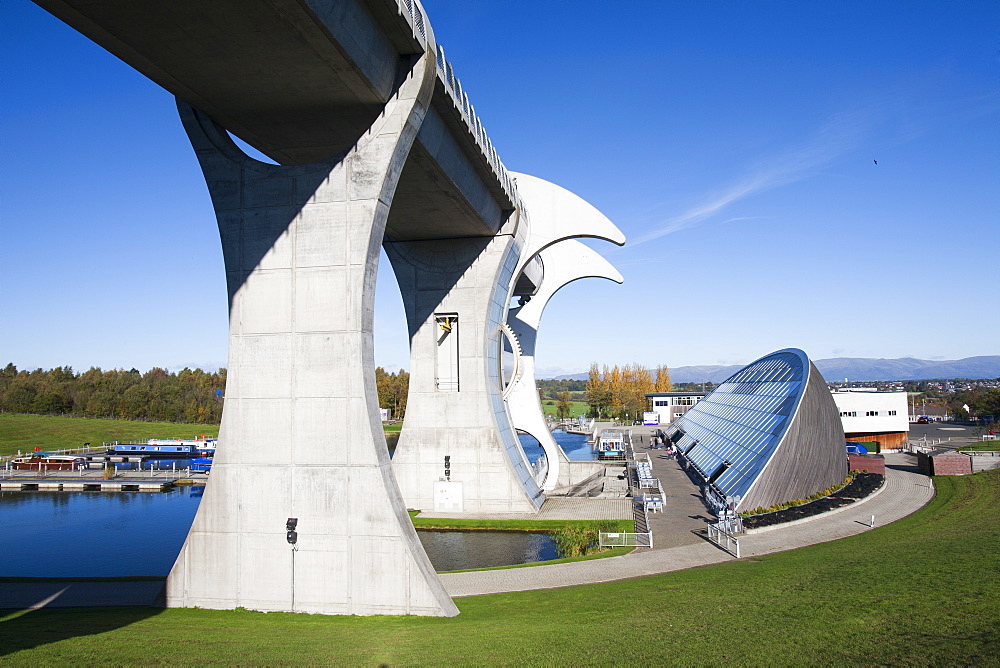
435, 313, 459, 392
840, 411, 858, 417
654, 400, 668, 407
865, 411, 879, 417
675, 396, 696, 406
888, 410, 896, 416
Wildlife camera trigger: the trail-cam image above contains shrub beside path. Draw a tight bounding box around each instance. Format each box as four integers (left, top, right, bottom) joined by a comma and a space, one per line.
439, 453, 934, 597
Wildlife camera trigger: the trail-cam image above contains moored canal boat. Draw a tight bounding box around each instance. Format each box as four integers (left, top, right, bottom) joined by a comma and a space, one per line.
11, 454, 87, 471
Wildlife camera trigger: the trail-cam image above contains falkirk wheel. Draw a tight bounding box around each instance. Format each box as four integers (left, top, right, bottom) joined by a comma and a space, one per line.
386, 172, 624, 512
32, 0, 625, 616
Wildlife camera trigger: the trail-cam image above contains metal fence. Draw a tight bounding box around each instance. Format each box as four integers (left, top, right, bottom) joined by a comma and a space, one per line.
600, 531, 652, 548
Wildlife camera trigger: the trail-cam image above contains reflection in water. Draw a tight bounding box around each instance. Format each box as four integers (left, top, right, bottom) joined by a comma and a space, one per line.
0, 487, 558, 576
386, 431, 400, 457
418, 530, 558, 571
0, 488, 203, 577
1, 428, 578, 577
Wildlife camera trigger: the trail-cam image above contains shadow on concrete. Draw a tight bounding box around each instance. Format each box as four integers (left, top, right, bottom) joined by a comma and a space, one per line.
691, 529, 738, 556
886, 461, 924, 475
0, 602, 162, 658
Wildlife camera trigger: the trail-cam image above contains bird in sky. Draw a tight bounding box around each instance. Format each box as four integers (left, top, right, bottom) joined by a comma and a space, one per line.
874, 159, 878, 165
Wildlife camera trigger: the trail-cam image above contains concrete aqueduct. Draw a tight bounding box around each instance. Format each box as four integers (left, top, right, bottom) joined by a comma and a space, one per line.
33, 0, 624, 616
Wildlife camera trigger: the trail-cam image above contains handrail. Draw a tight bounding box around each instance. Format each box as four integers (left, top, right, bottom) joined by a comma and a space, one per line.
434, 44, 519, 207
706, 520, 741, 558
599, 531, 652, 548
0, 443, 107, 463
397, 0, 516, 202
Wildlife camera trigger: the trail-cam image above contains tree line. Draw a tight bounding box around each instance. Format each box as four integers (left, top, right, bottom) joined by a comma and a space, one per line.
536, 378, 587, 400
949, 387, 1000, 421
375, 367, 409, 420
0, 363, 226, 424
585, 363, 672, 421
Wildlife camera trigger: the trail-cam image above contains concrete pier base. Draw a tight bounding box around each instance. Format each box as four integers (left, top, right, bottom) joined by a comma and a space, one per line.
166, 51, 457, 617
386, 226, 543, 514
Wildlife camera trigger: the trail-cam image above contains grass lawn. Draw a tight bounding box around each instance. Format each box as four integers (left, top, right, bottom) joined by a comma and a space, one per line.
960, 441, 1000, 452
539, 399, 588, 418
0, 414, 219, 458
2, 470, 997, 664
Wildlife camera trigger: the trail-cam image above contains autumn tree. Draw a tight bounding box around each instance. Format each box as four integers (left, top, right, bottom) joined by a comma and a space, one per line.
654, 365, 673, 392
585, 362, 610, 418
608, 365, 624, 419
556, 391, 572, 419
375, 367, 409, 420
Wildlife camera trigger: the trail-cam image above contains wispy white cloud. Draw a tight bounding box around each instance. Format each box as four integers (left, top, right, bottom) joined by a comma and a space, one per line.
626, 106, 875, 247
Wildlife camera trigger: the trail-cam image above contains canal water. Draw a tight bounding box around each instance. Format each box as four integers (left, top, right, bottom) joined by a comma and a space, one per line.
518, 429, 597, 463
389, 428, 593, 464
418, 529, 557, 571
0, 489, 558, 576
1, 430, 587, 576
0, 487, 203, 577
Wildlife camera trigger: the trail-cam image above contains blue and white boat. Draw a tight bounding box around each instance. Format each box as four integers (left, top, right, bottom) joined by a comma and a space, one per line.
190, 457, 214, 472
108, 438, 218, 457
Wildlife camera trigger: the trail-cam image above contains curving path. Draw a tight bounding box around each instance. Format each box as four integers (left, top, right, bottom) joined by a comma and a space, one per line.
439, 454, 934, 597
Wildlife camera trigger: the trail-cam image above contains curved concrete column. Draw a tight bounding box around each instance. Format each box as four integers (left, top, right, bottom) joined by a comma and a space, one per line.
166, 49, 458, 617
385, 216, 544, 513
506, 241, 623, 490
508, 172, 625, 279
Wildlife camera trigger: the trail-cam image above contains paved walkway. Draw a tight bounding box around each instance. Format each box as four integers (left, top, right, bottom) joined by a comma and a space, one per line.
641, 447, 714, 549
439, 454, 934, 597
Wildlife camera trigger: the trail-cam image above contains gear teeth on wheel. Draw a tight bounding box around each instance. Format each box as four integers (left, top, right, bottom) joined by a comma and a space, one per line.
500, 322, 523, 398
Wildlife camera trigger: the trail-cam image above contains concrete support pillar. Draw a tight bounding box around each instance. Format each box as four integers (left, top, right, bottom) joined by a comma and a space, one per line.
385, 222, 544, 513
506, 241, 623, 491
166, 52, 458, 616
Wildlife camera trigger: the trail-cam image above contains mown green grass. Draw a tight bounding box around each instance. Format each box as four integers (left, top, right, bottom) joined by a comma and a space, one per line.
0, 414, 219, 457
2, 471, 998, 664
539, 399, 588, 418
960, 441, 1000, 452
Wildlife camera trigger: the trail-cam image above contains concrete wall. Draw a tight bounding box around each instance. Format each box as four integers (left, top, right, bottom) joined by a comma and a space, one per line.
967, 453, 1000, 473
386, 223, 543, 513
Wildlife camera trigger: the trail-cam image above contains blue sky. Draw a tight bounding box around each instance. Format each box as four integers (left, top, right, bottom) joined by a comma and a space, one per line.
3, 1, 998, 377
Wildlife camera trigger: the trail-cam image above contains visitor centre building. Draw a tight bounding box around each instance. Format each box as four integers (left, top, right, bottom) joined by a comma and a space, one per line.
664, 348, 847, 513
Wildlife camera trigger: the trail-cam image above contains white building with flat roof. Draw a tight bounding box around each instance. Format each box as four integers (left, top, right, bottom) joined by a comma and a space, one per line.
831, 389, 909, 450
645, 392, 706, 425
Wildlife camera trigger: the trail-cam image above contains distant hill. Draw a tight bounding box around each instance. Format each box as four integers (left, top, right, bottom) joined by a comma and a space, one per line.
549, 356, 1000, 383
